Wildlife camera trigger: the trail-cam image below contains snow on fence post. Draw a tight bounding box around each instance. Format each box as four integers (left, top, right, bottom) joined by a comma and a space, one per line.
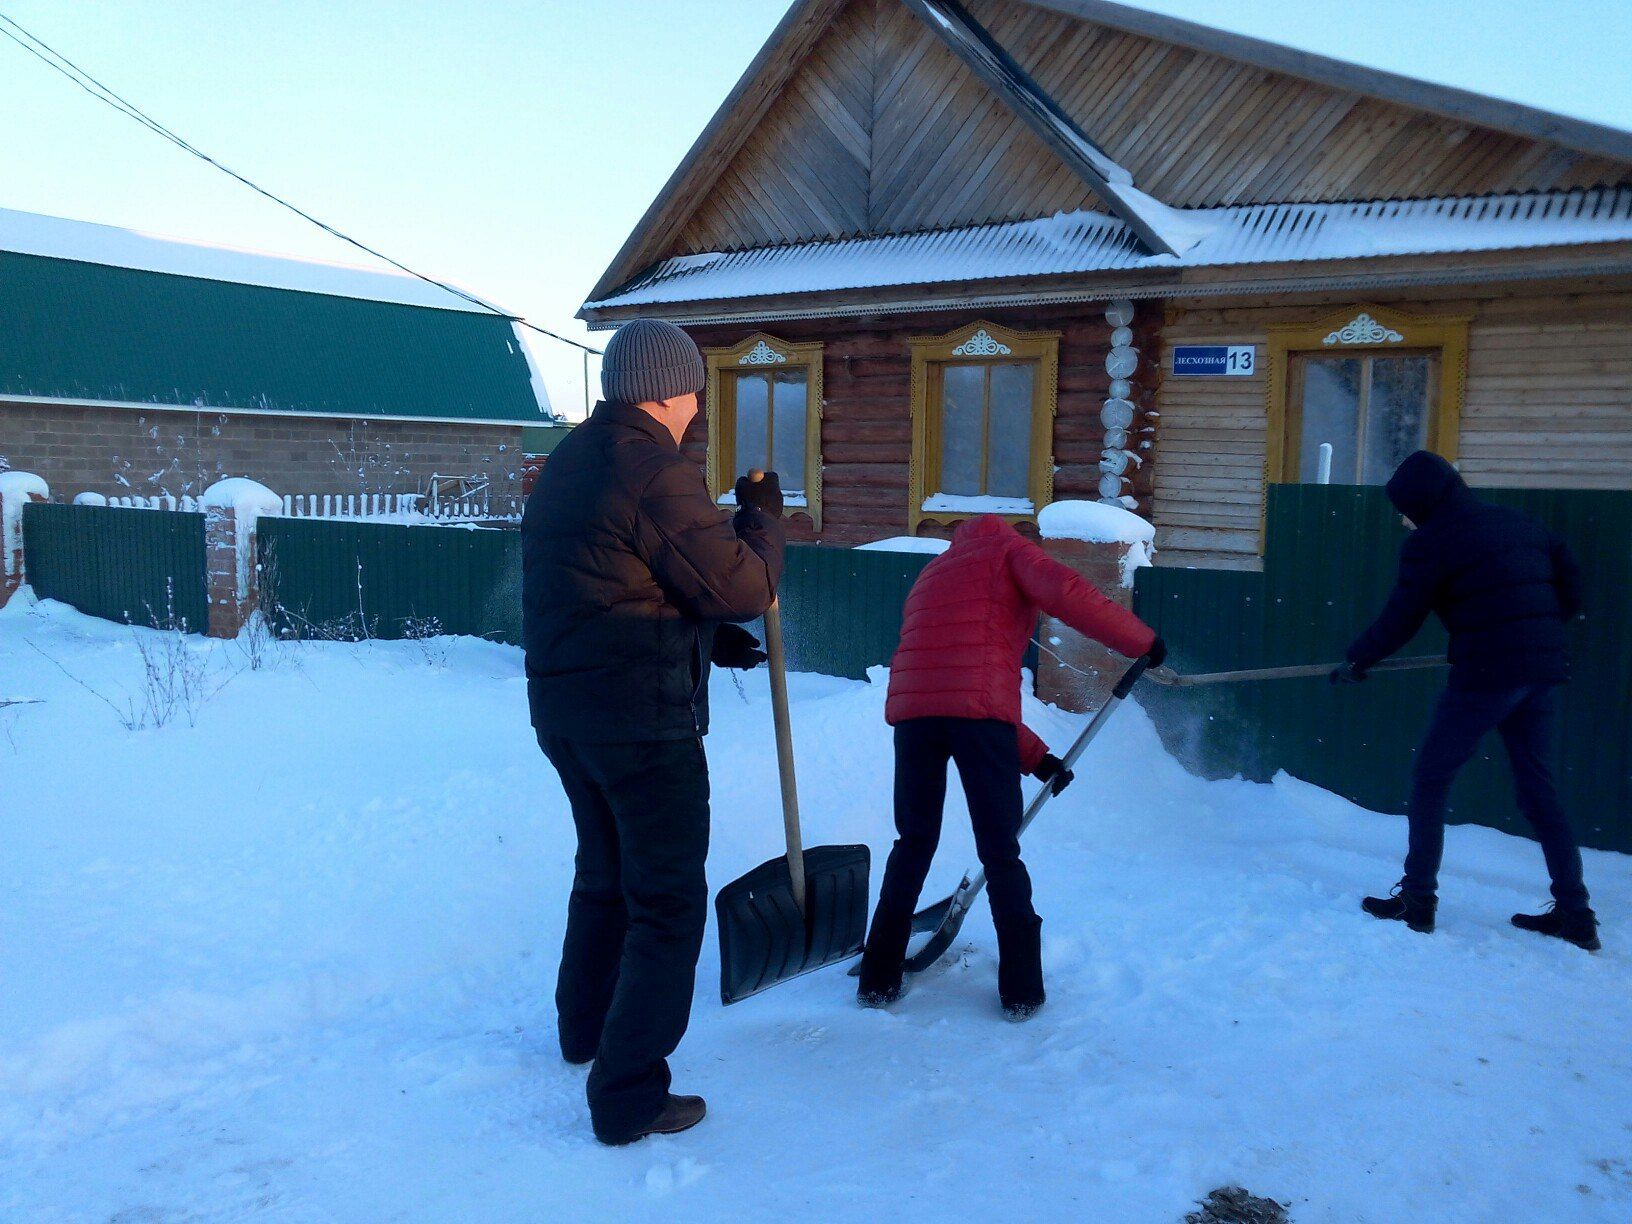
0, 471, 50, 610
1033, 501, 1157, 714
202, 478, 281, 639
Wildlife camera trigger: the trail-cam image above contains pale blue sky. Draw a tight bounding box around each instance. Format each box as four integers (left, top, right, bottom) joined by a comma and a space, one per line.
3, 1, 1630, 415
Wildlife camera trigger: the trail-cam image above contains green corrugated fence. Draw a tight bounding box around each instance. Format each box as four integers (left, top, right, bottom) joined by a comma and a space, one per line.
21, 502, 208, 630
1134, 485, 1632, 853
259, 518, 525, 644
257, 517, 935, 678
777, 546, 936, 679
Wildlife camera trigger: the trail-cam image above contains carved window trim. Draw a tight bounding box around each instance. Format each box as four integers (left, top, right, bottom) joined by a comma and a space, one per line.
1265, 303, 1470, 488
908, 319, 1061, 532
702, 333, 824, 531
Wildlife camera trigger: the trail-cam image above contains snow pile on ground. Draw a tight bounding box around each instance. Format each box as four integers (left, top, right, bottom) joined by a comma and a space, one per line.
2, 594, 1630, 1221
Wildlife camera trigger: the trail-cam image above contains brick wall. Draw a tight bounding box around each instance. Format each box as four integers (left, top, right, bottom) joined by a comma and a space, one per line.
685, 301, 1161, 546
0, 400, 525, 503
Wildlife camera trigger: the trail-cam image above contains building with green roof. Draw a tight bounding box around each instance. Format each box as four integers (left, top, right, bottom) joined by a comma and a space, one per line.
0, 206, 562, 508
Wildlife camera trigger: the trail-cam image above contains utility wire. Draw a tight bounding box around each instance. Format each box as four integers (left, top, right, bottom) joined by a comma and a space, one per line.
0, 10, 602, 357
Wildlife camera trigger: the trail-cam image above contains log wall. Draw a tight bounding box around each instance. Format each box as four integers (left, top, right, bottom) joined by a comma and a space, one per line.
1154, 281, 1632, 568
685, 300, 1161, 546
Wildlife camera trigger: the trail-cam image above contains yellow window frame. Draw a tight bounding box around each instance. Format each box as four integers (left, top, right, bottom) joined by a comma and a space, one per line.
1264, 303, 1470, 487
702, 334, 825, 531
908, 320, 1060, 532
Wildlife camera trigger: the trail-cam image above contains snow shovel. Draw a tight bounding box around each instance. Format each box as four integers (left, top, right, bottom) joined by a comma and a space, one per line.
714, 596, 871, 1006
851, 653, 1157, 978
1146, 655, 1447, 687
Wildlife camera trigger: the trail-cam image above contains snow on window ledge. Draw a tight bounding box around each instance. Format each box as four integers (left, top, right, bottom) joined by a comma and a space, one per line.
921, 493, 1035, 516
718, 491, 809, 509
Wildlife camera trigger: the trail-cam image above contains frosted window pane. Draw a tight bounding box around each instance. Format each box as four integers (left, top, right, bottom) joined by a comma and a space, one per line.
987, 363, 1035, 499
1298, 357, 1361, 483
734, 374, 769, 479
940, 365, 985, 496
1363, 356, 1431, 484
771, 370, 807, 493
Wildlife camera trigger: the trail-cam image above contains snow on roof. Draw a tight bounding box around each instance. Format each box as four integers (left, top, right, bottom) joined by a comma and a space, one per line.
586, 186, 1632, 313
0, 207, 511, 315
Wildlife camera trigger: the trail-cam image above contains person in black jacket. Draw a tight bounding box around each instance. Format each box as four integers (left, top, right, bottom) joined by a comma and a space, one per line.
523, 318, 786, 1144
1332, 451, 1597, 950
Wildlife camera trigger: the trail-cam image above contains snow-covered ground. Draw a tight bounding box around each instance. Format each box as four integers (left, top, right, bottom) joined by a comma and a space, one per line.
3, 593, 1630, 1222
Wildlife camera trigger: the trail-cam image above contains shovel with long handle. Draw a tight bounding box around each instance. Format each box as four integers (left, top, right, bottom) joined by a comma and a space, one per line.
763, 598, 807, 913
1146, 655, 1446, 687
886, 654, 1155, 975
870, 651, 1450, 976
712, 512, 871, 1006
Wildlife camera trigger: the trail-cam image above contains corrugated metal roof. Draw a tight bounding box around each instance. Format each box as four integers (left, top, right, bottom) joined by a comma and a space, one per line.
0, 206, 503, 314
0, 250, 549, 423
587, 187, 1632, 312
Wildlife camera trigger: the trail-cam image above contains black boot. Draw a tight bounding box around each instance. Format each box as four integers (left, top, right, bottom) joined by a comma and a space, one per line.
1362, 885, 1436, 933
996, 916, 1045, 1021
596, 1094, 707, 1146
1512, 905, 1600, 952
857, 907, 910, 1007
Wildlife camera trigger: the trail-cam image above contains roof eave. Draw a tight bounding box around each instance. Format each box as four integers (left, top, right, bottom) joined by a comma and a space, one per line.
581, 241, 1632, 328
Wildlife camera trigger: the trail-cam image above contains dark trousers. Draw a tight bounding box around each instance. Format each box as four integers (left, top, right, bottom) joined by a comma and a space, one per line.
538, 733, 711, 1142
861, 718, 1041, 1000
1402, 683, 1590, 911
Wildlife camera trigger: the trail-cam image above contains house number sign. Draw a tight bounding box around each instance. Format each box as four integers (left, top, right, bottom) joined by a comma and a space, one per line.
1171, 345, 1256, 377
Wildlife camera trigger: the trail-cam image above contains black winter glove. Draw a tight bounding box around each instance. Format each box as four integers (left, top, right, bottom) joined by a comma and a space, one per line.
1329, 660, 1369, 685
735, 470, 785, 519
711, 623, 767, 670
1143, 635, 1168, 670
1033, 753, 1075, 796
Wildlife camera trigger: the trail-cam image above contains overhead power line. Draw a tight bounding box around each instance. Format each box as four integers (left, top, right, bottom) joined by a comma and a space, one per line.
0, 9, 602, 357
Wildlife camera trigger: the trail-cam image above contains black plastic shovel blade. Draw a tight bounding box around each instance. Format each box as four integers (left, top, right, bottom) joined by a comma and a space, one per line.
716, 844, 870, 1005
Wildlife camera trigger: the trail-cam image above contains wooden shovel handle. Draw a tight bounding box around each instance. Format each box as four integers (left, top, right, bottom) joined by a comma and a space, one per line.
748, 471, 806, 912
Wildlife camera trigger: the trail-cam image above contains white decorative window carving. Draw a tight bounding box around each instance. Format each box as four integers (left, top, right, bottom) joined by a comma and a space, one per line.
739, 340, 788, 365
951, 328, 1013, 357
1323, 313, 1404, 346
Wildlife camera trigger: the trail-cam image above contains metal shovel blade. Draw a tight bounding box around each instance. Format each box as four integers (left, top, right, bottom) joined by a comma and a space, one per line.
847, 891, 954, 976
716, 843, 871, 1006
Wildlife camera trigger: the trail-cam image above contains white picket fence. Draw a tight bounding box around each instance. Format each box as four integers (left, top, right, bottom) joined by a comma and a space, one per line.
100, 494, 203, 512
280, 493, 424, 519
79, 491, 517, 522
278, 492, 519, 522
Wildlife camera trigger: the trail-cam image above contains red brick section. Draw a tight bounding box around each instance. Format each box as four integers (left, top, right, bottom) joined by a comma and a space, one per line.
0, 482, 48, 611
685, 301, 1164, 547
1033, 538, 1141, 714
0, 400, 525, 506
519, 453, 548, 499
204, 506, 259, 640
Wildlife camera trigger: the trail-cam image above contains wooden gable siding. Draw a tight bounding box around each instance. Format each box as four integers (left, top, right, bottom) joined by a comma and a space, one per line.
676, 0, 1104, 255
1153, 283, 1632, 569
966, 0, 1630, 209
681, 301, 1156, 545
677, 0, 1632, 261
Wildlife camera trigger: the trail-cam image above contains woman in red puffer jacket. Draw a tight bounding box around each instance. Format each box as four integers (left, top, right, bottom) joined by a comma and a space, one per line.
858, 515, 1162, 1018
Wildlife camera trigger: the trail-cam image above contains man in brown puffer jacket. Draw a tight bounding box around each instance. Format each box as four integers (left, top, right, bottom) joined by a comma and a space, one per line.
522, 319, 785, 1144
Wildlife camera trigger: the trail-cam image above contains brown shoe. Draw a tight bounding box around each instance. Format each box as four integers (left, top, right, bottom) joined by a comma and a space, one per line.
597, 1094, 707, 1146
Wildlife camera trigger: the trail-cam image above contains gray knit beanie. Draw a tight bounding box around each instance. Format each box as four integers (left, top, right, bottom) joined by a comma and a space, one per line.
601, 318, 706, 404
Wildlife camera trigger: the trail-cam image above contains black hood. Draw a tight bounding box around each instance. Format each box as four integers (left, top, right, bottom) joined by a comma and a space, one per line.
1386, 451, 1469, 524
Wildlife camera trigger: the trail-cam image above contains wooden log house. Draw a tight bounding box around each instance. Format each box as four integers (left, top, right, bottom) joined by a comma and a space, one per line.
580, 0, 1632, 567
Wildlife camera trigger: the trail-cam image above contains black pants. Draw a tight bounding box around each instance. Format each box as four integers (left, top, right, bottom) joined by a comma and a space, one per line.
860, 718, 1041, 1002
1402, 683, 1590, 911
538, 733, 711, 1142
